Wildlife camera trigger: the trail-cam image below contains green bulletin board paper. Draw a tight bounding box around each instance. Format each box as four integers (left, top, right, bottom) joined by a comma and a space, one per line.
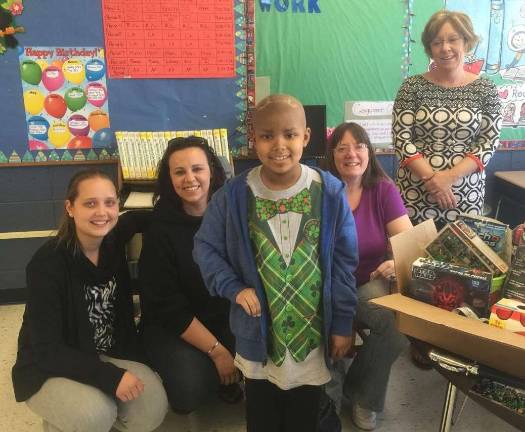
410, 0, 444, 79
256, 1, 405, 126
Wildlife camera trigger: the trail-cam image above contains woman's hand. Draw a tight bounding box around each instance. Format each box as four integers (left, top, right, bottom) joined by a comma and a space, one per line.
330, 334, 352, 361
423, 171, 458, 209
370, 260, 396, 281
116, 371, 144, 402
236, 288, 261, 317
209, 343, 239, 385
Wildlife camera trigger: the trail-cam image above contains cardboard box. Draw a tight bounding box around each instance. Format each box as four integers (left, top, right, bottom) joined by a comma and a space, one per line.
371, 219, 525, 380
489, 298, 525, 336
410, 257, 494, 317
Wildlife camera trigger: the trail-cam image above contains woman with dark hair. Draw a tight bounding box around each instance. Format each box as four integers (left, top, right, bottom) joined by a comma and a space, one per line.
324, 123, 411, 430
139, 136, 241, 413
12, 169, 168, 432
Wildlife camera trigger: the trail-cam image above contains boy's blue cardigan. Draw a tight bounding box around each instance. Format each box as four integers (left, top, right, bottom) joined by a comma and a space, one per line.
194, 168, 358, 363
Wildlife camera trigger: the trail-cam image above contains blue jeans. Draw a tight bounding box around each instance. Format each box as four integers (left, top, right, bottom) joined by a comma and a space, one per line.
141, 323, 234, 413
328, 279, 408, 412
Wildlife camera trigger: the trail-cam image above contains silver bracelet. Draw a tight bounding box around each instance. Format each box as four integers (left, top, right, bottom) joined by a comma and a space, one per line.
207, 340, 219, 356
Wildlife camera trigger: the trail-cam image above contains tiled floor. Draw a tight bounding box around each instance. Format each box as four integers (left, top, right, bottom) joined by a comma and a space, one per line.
0, 303, 519, 431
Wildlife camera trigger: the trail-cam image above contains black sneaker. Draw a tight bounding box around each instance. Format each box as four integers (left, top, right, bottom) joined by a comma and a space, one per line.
218, 382, 244, 404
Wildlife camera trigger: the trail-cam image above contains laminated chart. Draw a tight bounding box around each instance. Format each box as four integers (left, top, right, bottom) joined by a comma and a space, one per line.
20, 47, 112, 152
101, 0, 235, 78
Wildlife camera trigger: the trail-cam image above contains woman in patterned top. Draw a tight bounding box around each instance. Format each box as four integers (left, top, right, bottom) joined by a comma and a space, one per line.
392, 10, 502, 229
12, 169, 168, 432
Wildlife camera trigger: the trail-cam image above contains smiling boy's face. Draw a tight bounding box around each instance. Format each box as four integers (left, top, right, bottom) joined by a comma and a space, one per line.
253, 98, 310, 190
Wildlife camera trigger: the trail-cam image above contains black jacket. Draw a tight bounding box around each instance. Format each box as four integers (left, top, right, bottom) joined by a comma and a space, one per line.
139, 198, 230, 336
12, 211, 150, 402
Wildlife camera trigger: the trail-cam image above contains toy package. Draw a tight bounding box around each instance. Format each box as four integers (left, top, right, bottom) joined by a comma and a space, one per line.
504, 242, 525, 301
425, 220, 509, 276
409, 257, 495, 318
457, 214, 508, 256
489, 298, 525, 336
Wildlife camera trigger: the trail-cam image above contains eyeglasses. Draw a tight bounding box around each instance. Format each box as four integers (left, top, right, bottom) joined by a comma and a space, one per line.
430, 36, 464, 48
334, 143, 368, 154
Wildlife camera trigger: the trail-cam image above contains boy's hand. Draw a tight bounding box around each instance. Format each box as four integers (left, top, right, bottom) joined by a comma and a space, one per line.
236, 288, 261, 317
330, 335, 352, 361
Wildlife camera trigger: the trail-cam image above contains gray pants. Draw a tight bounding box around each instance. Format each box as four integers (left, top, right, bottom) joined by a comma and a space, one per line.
26, 355, 168, 432
328, 279, 408, 412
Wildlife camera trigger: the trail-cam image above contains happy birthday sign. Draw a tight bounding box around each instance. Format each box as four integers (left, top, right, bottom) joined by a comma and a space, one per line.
19, 46, 113, 152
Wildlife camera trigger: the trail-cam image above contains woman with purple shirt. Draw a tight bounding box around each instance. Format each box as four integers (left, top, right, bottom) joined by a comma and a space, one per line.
324, 122, 412, 430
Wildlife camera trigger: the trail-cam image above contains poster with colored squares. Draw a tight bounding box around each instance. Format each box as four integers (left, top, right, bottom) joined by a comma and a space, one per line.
19, 47, 113, 153
101, 0, 235, 79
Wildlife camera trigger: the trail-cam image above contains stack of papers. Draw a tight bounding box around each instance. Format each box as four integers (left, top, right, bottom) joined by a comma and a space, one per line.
123, 192, 154, 209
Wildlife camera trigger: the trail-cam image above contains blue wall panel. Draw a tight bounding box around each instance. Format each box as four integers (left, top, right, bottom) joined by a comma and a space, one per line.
0, 0, 244, 160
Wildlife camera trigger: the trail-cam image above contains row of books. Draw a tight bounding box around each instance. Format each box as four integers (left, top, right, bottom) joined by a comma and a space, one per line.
116, 129, 230, 180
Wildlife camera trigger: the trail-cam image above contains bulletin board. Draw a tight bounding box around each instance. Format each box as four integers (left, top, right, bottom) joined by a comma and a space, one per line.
255, 0, 525, 150
0, 0, 253, 164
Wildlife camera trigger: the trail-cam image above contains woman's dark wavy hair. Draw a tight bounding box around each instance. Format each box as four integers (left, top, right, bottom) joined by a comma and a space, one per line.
56, 169, 117, 251
153, 136, 226, 208
324, 122, 391, 189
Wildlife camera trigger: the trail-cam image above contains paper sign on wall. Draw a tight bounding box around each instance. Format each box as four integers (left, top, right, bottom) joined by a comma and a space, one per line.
344, 101, 393, 148
20, 47, 112, 152
101, 0, 235, 79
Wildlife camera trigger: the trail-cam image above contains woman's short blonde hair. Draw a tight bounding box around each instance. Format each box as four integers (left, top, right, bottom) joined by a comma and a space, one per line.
421, 10, 479, 57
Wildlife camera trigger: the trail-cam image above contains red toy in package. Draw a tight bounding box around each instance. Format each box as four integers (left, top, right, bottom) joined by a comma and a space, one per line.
489, 298, 525, 336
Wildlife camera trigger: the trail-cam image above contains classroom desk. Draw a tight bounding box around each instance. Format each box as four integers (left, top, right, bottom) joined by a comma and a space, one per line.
494, 171, 525, 228
413, 341, 525, 432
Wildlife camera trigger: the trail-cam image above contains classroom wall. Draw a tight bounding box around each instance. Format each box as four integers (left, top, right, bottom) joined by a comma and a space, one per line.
0, 162, 119, 303
2, 1, 525, 303
0, 0, 247, 302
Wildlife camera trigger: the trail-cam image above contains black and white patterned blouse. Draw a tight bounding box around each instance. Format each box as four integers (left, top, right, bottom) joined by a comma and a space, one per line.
85, 277, 117, 353
392, 75, 502, 226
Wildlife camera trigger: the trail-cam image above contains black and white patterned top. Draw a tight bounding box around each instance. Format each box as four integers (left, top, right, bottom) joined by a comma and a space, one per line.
392, 75, 502, 226
85, 277, 117, 353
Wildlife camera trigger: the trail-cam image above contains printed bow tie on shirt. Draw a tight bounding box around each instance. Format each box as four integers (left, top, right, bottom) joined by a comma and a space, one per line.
255, 188, 312, 221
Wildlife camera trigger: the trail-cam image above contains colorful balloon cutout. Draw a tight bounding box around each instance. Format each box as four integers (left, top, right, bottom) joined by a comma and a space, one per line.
85, 58, 106, 81
62, 59, 86, 84
27, 116, 50, 141
64, 87, 87, 112
23, 89, 45, 115
92, 128, 115, 148
42, 66, 65, 91
52, 60, 63, 69
86, 82, 107, 108
68, 135, 92, 149
20, 60, 42, 85
29, 140, 49, 151
88, 110, 110, 132
68, 114, 90, 136
44, 94, 67, 119
35, 59, 49, 71
48, 121, 71, 148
